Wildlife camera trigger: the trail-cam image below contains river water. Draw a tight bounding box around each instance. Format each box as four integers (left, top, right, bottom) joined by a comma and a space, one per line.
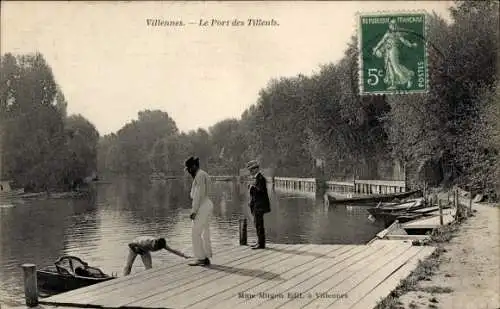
0, 178, 384, 306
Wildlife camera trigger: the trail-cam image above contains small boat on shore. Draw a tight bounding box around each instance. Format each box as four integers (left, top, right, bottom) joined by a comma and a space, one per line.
49, 191, 90, 199
37, 256, 116, 295
367, 198, 426, 216
367, 198, 429, 227
326, 189, 422, 205
366, 198, 452, 227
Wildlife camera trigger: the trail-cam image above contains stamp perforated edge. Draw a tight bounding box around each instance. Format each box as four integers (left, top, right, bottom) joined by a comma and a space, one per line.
356, 10, 430, 96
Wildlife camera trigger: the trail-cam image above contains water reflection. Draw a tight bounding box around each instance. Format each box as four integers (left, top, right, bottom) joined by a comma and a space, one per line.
0, 199, 73, 306
0, 179, 383, 306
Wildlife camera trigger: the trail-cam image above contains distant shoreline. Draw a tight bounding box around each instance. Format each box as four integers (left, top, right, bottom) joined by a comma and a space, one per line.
1, 190, 93, 200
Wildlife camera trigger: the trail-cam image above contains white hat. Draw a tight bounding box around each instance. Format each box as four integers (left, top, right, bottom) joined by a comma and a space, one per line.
246, 160, 259, 170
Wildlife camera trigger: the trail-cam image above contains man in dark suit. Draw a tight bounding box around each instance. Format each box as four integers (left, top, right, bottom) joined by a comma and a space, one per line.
246, 160, 271, 249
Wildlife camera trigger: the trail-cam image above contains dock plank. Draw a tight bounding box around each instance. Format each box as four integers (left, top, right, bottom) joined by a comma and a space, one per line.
213, 245, 368, 309
384, 235, 431, 241
142, 245, 336, 308
42, 244, 246, 302
350, 246, 435, 309
113, 244, 305, 307
305, 246, 426, 308
186, 245, 357, 309
55, 244, 295, 306
39, 242, 433, 309
278, 242, 412, 309
235, 242, 404, 309
42, 245, 253, 303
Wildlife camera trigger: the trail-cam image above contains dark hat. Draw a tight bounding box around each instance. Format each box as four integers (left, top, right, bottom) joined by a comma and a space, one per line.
185, 156, 199, 168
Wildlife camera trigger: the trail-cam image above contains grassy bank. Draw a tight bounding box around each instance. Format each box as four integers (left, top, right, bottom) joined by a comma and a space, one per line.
374, 197, 471, 309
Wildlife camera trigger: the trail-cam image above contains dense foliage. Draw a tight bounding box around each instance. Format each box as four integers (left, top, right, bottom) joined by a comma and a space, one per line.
0, 53, 99, 192
2, 1, 498, 197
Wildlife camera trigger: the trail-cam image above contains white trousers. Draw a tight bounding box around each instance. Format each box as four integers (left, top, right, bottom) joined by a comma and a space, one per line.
192, 199, 213, 260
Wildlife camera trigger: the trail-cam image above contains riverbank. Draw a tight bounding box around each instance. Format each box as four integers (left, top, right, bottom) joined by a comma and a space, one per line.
376, 199, 499, 309
1, 191, 91, 200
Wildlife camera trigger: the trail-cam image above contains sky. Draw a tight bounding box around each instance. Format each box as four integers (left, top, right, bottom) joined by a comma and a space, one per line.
1, 1, 453, 135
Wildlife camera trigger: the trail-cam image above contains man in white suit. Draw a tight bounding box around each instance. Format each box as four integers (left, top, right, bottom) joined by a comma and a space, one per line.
185, 156, 213, 266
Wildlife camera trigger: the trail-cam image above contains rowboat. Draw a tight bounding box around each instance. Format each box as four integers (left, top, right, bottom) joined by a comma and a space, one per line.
366, 198, 426, 216
367, 198, 454, 227
326, 189, 422, 205
37, 256, 116, 295
366, 198, 429, 227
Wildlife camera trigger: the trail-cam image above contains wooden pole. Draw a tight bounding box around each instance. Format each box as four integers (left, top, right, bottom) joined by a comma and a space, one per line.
469, 193, 473, 214
323, 193, 330, 210
439, 200, 444, 226
423, 182, 427, 203
22, 263, 38, 307
239, 218, 247, 246
403, 161, 408, 192
455, 189, 461, 219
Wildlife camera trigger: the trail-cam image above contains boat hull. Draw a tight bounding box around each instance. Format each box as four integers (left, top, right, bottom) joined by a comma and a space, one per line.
376, 212, 425, 227
366, 201, 426, 217
327, 190, 422, 205
37, 267, 114, 294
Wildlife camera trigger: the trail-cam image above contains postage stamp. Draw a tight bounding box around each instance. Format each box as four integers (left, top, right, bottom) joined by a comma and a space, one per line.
358, 12, 428, 95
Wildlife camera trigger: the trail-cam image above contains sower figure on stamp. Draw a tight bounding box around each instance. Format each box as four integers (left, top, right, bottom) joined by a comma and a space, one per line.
123, 236, 189, 276
246, 160, 271, 249
185, 156, 214, 266
372, 18, 417, 90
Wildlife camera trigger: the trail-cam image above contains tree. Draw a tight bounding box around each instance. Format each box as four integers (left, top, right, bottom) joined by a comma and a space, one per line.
103, 110, 180, 176
1, 52, 100, 191
384, 13, 451, 185
1, 53, 62, 190
149, 135, 185, 175
61, 114, 100, 189
209, 119, 244, 174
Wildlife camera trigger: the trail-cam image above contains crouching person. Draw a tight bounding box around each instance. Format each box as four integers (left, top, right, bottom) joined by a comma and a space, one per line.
123, 236, 189, 276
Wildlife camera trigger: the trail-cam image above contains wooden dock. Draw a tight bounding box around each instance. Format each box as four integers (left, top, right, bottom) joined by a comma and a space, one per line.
39, 241, 435, 309
274, 177, 317, 194
402, 208, 456, 230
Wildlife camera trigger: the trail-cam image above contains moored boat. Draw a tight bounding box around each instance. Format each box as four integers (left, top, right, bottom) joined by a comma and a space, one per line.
366, 198, 426, 216
326, 189, 422, 205
366, 198, 431, 227
374, 211, 426, 227
37, 256, 116, 295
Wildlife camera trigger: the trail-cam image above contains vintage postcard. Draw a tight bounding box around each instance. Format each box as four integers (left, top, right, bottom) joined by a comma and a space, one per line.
1, 1, 498, 309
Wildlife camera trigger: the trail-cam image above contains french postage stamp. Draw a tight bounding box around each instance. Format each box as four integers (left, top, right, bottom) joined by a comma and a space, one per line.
358, 12, 428, 95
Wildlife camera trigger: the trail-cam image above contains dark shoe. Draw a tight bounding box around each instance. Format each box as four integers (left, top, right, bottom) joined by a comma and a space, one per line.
188, 259, 207, 266
251, 245, 265, 250
203, 258, 211, 266
250, 243, 259, 248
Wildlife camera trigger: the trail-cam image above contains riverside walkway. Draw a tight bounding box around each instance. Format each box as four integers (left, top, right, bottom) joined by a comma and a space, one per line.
39, 240, 434, 309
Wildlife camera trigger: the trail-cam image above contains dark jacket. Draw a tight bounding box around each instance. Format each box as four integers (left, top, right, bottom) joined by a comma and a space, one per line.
249, 172, 271, 214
